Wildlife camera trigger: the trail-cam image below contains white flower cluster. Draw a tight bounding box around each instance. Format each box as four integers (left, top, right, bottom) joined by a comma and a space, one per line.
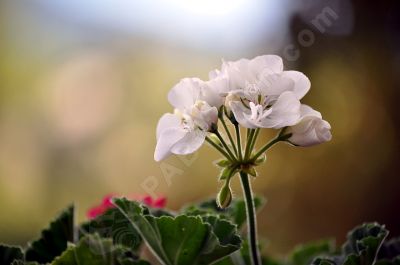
155, 55, 331, 161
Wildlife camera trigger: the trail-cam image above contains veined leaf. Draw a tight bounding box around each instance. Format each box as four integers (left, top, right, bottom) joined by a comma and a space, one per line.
0, 245, 23, 265
51, 234, 149, 265
342, 223, 388, 265
289, 239, 335, 265
113, 198, 242, 265
80, 207, 142, 252
25, 206, 75, 263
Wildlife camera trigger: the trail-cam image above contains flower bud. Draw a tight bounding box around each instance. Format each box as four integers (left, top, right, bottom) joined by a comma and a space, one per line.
286, 105, 332, 147
217, 182, 232, 209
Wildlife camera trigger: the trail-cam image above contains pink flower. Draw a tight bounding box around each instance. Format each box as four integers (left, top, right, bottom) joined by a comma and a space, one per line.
86, 194, 167, 219
141, 195, 167, 208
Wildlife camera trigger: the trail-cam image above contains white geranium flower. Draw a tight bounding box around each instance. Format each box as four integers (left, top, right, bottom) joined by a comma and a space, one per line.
168, 77, 225, 109
286, 105, 332, 147
209, 55, 310, 129
154, 78, 219, 161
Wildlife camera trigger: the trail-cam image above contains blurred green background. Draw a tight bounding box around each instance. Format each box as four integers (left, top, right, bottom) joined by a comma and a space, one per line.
0, 0, 399, 257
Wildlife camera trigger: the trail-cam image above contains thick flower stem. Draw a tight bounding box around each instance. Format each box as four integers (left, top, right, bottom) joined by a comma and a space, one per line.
240, 171, 261, 265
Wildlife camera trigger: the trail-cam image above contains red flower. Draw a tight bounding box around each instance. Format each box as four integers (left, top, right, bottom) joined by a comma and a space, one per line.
141, 195, 167, 209
87, 194, 167, 219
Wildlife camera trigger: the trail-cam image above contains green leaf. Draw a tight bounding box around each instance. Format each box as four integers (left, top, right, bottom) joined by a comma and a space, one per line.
0, 245, 24, 265
113, 245, 151, 265
51, 234, 149, 265
342, 223, 389, 265
312, 257, 341, 265
113, 198, 242, 265
214, 240, 283, 265
198, 215, 242, 264
79, 207, 142, 252
289, 239, 335, 265
25, 206, 75, 263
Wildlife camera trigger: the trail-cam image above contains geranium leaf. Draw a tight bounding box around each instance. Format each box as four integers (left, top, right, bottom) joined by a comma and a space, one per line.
342, 223, 389, 265
51, 234, 149, 265
25, 206, 75, 263
79, 207, 142, 252
214, 240, 283, 265
0, 245, 23, 265
113, 198, 242, 265
312, 257, 342, 265
289, 239, 336, 265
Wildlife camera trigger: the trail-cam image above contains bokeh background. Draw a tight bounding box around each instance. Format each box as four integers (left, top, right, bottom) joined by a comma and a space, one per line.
1, 0, 399, 257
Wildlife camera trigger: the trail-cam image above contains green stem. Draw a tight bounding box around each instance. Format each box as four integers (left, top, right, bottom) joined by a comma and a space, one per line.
244, 129, 255, 160
220, 117, 238, 156
234, 123, 243, 161
205, 136, 233, 162
239, 172, 261, 265
248, 128, 260, 158
214, 131, 237, 162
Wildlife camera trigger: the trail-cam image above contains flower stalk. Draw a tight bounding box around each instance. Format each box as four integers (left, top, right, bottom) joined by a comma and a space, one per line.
240, 171, 261, 265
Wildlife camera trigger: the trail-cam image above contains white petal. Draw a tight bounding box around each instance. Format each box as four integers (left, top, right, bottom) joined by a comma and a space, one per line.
281, 71, 311, 100
209, 69, 221, 79
171, 129, 206, 155
299, 104, 322, 119
200, 105, 218, 127
230, 101, 258, 129
250, 55, 283, 74
225, 59, 251, 90
202, 78, 226, 107
287, 111, 332, 147
154, 127, 187, 161
259, 74, 294, 97
168, 78, 201, 109
156, 113, 181, 140
316, 120, 332, 142
262, 92, 301, 128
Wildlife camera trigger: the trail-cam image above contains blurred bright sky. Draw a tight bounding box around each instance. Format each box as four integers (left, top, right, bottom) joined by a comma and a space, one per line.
33, 0, 297, 53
